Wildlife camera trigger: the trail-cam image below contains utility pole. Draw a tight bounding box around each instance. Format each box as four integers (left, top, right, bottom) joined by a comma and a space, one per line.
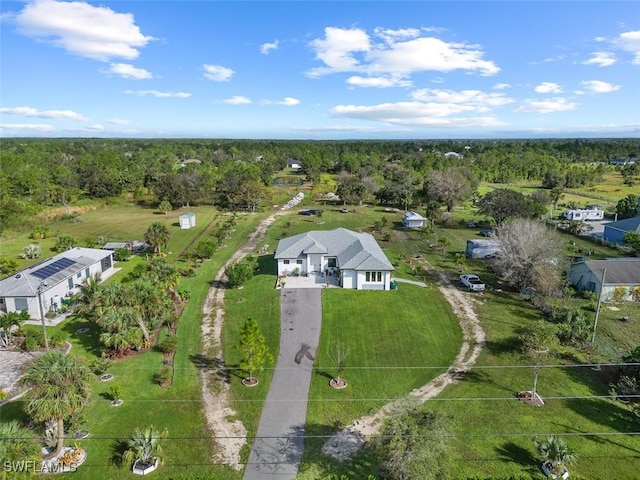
37, 281, 50, 351
591, 268, 607, 344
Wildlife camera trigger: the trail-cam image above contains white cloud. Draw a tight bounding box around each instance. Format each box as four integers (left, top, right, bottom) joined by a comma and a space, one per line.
277, 97, 300, 106
493, 83, 511, 90
106, 63, 152, 79
124, 90, 191, 98
260, 40, 279, 54
615, 30, 640, 64
410, 88, 515, 111
308, 27, 499, 81
223, 96, 251, 105
534, 82, 563, 94
308, 27, 371, 76
515, 97, 578, 114
203, 64, 234, 81
582, 51, 617, 67
331, 102, 505, 127
580, 80, 621, 93
0, 123, 55, 132
84, 123, 105, 131
346, 76, 412, 88
0, 106, 88, 121
108, 118, 130, 125
12, 0, 153, 61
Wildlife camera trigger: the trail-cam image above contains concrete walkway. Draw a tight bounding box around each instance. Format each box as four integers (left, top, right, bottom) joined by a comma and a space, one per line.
394, 277, 427, 287
243, 288, 322, 480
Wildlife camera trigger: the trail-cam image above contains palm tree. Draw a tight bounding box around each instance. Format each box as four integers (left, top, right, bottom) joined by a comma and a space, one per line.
99, 307, 145, 354
534, 435, 575, 473
122, 426, 168, 469
0, 311, 29, 347
0, 421, 41, 479
73, 273, 102, 320
21, 350, 91, 457
144, 222, 170, 255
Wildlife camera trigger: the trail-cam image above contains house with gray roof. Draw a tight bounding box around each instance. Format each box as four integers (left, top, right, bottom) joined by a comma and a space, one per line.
569, 258, 640, 302
274, 228, 394, 290
0, 247, 114, 319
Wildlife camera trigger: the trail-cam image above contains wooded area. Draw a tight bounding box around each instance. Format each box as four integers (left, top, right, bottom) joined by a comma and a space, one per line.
1, 137, 639, 233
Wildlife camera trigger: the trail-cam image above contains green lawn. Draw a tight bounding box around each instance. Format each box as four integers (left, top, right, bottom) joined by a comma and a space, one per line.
298, 285, 463, 478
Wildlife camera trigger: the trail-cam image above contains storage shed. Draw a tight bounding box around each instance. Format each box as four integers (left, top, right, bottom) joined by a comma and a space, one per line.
179, 212, 196, 229
402, 211, 427, 229
602, 216, 640, 244
465, 239, 500, 259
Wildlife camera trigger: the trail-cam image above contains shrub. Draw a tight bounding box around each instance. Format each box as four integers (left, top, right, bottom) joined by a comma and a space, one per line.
158, 336, 178, 355
156, 366, 173, 385
114, 248, 131, 262
24, 336, 37, 351
49, 330, 68, 347
89, 356, 111, 376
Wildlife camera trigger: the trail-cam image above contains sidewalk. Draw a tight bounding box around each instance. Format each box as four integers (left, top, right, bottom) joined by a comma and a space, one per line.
243, 288, 322, 480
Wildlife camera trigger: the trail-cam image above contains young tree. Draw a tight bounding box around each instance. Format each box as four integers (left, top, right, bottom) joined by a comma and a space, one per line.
122, 426, 168, 469
623, 231, 640, 255
374, 402, 451, 480
144, 222, 170, 255
158, 199, 173, 215
534, 435, 576, 474
21, 350, 91, 456
517, 321, 559, 398
328, 342, 348, 387
239, 318, 273, 385
493, 218, 565, 294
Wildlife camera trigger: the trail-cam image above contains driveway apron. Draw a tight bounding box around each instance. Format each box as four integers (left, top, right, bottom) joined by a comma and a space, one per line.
243, 288, 322, 479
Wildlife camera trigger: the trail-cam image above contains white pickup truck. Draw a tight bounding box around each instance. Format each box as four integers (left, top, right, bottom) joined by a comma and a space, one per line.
459, 274, 485, 292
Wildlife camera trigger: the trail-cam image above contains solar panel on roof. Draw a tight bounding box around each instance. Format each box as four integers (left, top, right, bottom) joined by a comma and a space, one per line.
32, 257, 77, 280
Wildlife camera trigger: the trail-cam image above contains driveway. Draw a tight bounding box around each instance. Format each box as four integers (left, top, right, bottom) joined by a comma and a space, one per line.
243, 288, 322, 480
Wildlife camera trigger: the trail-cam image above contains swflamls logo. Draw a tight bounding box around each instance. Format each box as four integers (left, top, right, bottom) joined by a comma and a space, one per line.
3, 460, 77, 473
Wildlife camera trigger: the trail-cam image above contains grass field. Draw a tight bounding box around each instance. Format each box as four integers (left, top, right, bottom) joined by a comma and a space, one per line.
2, 180, 639, 479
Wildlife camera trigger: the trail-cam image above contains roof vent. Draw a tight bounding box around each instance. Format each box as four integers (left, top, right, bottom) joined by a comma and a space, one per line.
14, 274, 21, 278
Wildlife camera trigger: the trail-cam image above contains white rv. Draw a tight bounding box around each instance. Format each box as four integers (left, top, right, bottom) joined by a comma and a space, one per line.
563, 206, 604, 221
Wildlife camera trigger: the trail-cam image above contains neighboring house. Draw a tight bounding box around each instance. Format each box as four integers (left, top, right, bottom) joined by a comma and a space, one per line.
274, 228, 394, 290
444, 151, 463, 159
569, 258, 640, 302
286, 160, 302, 169
0, 247, 115, 319
465, 239, 500, 259
602, 216, 640, 243
177, 158, 202, 167
179, 212, 196, 229
609, 158, 636, 166
402, 211, 427, 229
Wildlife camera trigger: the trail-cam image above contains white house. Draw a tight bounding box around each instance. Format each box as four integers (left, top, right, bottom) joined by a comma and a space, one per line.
569, 258, 640, 302
402, 211, 427, 229
0, 247, 115, 319
179, 212, 196, 229
274, 228, 394, 290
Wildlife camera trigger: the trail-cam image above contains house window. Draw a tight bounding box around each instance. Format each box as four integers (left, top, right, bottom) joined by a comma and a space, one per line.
327, 257, 337, 268
284, 260, 290, 265
15, 298, 28, 311
296, 260, 303, 265
85, 268, 90, 278
76, 271, 82, 278
0, 298, 4, 304
68, 278, 74, 289
365, 271, 382, 282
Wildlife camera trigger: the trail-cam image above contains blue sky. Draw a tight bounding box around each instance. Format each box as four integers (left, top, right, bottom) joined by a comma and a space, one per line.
1, 0, 639, 139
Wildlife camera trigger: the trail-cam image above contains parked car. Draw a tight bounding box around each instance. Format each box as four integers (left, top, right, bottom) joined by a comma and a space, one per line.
459, 274, 486, 292
480, 228, 493, 237
340, 208, 349, 213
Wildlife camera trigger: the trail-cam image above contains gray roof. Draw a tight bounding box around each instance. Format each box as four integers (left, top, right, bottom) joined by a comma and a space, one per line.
0, 247, 112, 297
603, 216, 640, 233
403, 211, 426, 221
274, 228, 394, 271
577, 258, 640, 285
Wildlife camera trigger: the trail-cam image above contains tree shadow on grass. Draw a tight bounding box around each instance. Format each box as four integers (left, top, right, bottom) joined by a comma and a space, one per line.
495, 441, 539, 473
563, 397, 640, 446
188, 353, 243, 383
462, 369, 515, 393
109, 438, 128, 467
297, 421, 378, 479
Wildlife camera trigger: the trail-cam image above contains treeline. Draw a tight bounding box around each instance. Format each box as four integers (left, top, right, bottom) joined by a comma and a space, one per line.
1, 138, 638, 232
